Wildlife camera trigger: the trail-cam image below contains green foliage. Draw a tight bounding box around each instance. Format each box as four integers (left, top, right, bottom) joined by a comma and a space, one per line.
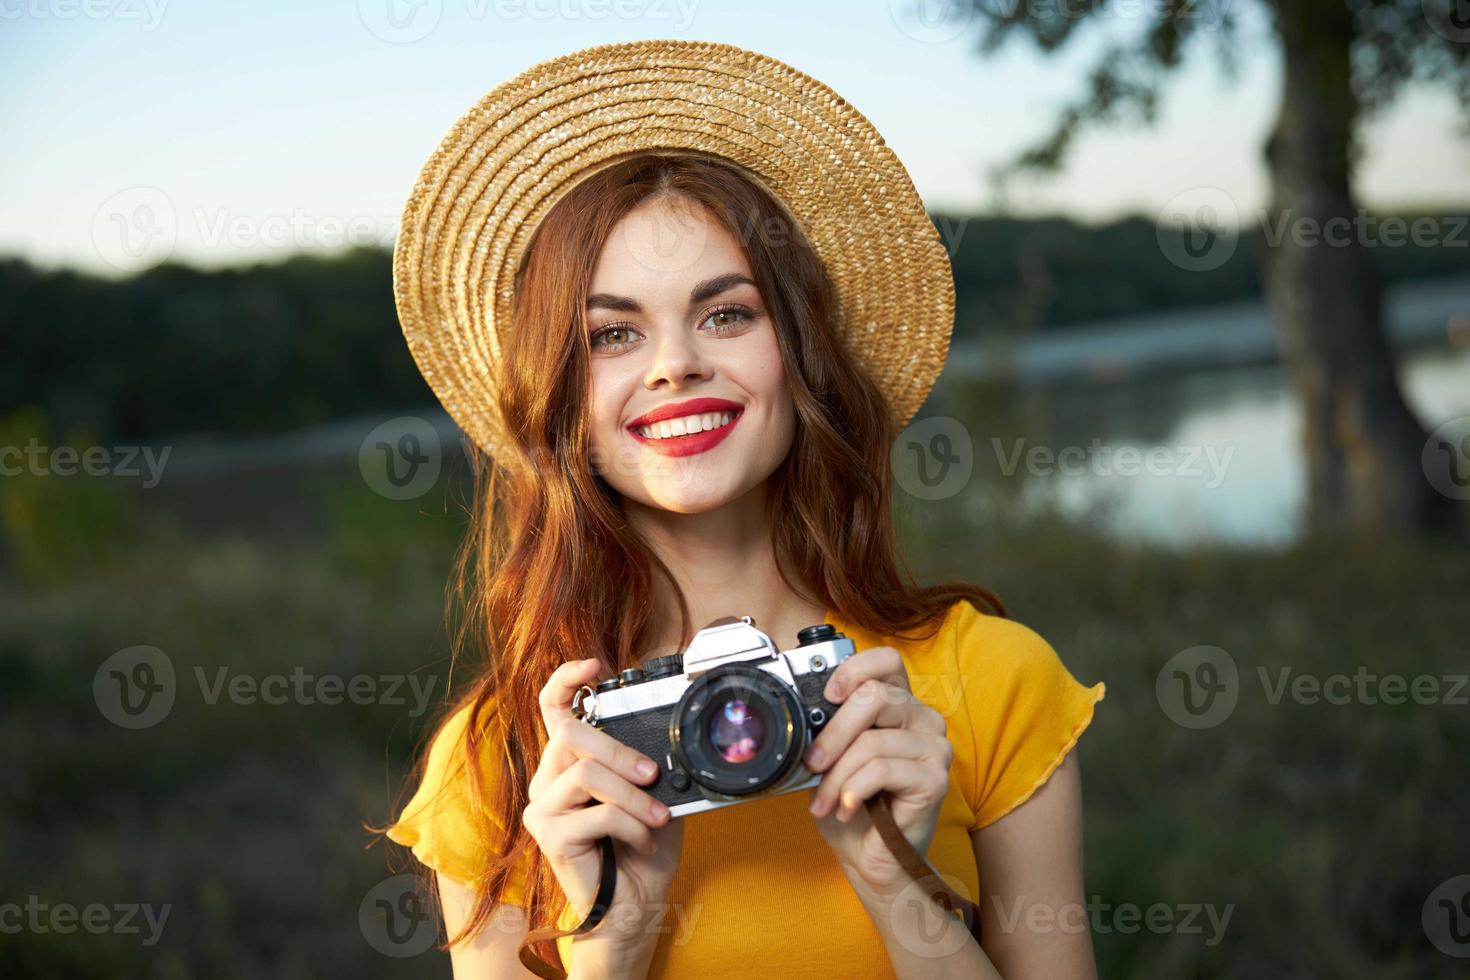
0, 406, 138, 587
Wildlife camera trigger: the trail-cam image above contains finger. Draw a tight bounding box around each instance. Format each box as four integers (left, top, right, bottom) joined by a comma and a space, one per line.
805, 679, 944, 772
538, 658, 604, 735
536, 758, 671, 828
530, 716, 661, 800
828, 755, 947, 823
809, 728, 949, 818
824, 645, 910, 702
528, 800, 658, 861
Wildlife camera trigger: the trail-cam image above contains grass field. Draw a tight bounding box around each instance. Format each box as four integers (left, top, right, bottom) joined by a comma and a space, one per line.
1, 450, 1467, 978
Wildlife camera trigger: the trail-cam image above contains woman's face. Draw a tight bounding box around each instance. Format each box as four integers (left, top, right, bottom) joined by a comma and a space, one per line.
585, 193, 796, 513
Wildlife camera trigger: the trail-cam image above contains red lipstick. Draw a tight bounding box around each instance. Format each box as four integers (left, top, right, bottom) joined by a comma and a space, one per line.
627, 397, 745, 458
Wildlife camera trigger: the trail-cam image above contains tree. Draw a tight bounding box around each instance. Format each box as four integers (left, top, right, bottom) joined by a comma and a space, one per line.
957, 0, 1470, 538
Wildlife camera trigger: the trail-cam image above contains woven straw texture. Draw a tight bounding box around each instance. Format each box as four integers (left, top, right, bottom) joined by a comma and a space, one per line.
392, 39, 955, 459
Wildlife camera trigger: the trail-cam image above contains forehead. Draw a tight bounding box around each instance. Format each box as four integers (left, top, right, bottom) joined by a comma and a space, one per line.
588, 195, 752, 293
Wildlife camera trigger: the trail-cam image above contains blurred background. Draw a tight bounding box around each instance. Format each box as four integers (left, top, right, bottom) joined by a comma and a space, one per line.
2, 2, 1468, 977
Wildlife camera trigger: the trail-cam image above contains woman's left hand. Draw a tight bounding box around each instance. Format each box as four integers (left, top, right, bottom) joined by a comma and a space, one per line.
803, 645, 954, 901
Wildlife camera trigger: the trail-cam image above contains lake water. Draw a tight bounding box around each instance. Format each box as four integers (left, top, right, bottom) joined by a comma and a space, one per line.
1004, 343, 1470, 548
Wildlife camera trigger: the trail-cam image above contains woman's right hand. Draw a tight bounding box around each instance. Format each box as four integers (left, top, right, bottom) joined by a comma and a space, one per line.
522, 658, 685, 976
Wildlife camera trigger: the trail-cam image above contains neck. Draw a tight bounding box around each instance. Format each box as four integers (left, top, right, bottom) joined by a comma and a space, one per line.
623, 479, 824, 655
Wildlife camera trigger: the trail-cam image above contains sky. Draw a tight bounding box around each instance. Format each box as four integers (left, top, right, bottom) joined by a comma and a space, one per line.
1, 0, 1467, 275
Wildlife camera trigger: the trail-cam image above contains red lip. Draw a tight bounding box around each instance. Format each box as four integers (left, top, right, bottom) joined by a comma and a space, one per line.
627, 398, 745, 458
627, 397, 745, 430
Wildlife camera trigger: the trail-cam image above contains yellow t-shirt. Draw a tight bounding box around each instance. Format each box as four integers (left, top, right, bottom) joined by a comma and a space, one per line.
386, 598, 1105, 976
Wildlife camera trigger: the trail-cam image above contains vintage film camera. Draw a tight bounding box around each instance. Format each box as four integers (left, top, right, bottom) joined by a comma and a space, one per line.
573, 616, 855, 816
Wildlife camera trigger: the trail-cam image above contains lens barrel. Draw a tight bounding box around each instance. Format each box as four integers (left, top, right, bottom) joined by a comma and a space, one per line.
670, 664, 801, 797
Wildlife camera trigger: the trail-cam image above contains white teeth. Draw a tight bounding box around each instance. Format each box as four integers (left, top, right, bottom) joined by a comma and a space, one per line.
636, 411, 737, 440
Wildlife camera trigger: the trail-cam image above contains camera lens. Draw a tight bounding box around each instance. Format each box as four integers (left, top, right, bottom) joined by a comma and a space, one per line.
670, 664, 801, 797
708, 697, 766, 764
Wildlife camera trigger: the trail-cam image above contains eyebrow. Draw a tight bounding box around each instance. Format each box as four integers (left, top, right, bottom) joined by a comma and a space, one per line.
586, 272, 756, 313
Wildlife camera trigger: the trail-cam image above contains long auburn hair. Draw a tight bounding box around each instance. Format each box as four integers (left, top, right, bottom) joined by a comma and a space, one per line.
383, 151, 1005, 961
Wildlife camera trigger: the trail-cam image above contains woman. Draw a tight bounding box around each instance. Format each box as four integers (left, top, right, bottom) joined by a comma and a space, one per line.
382, 40, 1106, 979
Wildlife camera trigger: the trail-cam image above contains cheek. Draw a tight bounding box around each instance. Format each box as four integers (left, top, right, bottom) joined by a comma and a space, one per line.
588, 362, 637, 435
735, 332, 788, 400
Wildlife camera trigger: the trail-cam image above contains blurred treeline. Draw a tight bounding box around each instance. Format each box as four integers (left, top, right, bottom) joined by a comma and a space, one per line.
4, 210, 1466, 444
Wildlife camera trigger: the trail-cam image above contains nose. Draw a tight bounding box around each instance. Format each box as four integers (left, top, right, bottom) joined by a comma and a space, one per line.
642, 325, 711, 391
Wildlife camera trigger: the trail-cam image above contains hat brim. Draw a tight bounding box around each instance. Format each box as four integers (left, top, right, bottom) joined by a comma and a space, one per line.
393, 38, 954, 459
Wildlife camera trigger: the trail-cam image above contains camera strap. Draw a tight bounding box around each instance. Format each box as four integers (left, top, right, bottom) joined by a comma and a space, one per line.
514, 794, 981, 978
516, 835, 617, 979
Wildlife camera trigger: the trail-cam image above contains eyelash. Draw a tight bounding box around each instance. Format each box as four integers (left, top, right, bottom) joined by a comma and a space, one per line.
589, 303, 759, 353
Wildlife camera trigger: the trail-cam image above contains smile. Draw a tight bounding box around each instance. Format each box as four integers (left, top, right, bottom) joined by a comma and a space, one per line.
628, 410, 744, 457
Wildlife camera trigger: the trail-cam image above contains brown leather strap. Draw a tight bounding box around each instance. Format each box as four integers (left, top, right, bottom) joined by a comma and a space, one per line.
516, 836, 616, 979
515, 795, 980, 977
865, 794, 982, 942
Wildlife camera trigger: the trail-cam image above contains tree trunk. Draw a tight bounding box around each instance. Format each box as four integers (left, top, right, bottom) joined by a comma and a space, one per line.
1260, 2, 1458, 538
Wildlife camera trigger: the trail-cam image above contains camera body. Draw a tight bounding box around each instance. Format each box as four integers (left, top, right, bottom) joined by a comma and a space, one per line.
573, 616, 855, 817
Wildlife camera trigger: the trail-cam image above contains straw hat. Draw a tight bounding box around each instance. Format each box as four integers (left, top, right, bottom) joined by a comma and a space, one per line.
392, 39, 955, 459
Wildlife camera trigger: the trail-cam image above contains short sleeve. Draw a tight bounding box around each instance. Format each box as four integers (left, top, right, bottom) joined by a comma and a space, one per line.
386, 701, 530, 905
952, 603, 1106, 830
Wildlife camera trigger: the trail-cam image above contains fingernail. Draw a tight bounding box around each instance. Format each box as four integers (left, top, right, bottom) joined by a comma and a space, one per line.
805, 746, 825, 769
825, 680, 842, 700
637, 759, 657, 778
651, 802, 669, 821
809, 795, 829, 817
